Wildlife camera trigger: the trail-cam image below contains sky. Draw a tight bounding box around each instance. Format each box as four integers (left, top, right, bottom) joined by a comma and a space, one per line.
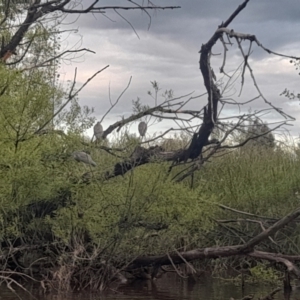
58, 0, 300, 141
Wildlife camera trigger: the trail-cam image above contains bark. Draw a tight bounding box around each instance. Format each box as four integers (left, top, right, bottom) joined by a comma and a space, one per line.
83, 139, 218, 181
95, 0, 252, 179
1, 7, 42, 59
125, 207, 300, 277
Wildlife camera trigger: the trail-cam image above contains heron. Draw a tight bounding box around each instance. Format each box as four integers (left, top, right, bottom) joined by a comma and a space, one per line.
138, 121, 147, 138
93, 122, 103, 140
72, 151, 97, 167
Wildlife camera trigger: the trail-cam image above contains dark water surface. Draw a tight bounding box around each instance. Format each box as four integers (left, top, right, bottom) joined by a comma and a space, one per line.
1, 275, 300, 300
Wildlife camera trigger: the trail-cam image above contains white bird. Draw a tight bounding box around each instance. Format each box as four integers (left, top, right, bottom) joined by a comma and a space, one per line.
93, 122, 103, 140
138, 121, 147, 137
72, 151, 97, 167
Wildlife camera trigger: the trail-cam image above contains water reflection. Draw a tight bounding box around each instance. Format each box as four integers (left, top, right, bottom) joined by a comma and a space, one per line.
1, 274, 300, 300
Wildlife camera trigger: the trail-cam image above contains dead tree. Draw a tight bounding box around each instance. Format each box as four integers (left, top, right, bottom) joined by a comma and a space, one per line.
81, 0, 298, 182
3, 1, 295, 182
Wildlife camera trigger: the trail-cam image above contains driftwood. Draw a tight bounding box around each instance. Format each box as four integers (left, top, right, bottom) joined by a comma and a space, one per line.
123, 207, 300, 281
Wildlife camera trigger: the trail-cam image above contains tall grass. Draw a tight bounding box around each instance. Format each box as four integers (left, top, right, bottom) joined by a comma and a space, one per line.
196, 146, 300, 217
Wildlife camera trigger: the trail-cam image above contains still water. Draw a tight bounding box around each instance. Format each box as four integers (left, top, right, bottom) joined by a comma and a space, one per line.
1, 274, 300, 300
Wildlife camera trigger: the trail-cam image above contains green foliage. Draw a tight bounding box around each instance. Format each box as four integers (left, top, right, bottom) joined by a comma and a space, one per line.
0, 1, 298, 290
0, 69, 56, 137
1, 60, 300, 287
195, 147, 300, 217
0, 0, 62, 71
48, 164, 217, 256
250, 263, 280, 284
0, 63, 95, 241
0, 66, 217, 263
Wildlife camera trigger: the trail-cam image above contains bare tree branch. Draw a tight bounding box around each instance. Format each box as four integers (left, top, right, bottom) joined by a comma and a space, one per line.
0, 1, 180, 62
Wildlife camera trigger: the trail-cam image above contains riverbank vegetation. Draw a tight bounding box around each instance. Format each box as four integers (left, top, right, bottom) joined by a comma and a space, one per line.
2, 104, 300, 291
1, 0, 300, 296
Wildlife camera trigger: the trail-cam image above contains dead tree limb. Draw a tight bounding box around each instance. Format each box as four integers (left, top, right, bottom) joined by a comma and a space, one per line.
124, 207, 300, 272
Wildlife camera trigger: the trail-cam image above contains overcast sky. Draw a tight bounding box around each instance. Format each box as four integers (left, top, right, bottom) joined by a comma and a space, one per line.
58, 0, 300, 140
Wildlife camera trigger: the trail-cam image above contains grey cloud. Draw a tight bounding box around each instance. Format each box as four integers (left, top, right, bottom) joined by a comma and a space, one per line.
59, 1, 300, 138
72, 1, 300, 47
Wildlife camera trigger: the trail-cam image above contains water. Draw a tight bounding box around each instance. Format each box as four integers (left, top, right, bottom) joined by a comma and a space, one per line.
1, 274, 300, 300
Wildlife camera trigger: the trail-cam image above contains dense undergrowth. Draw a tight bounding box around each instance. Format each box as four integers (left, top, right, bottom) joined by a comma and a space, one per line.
1, 65, 300, 290
2, 132, 300, 290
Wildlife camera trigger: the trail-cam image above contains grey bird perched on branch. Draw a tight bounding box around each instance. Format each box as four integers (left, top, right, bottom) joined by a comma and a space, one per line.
93, 122, 103, 140
138, 121, 147, 137
72, 151, 97, 167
